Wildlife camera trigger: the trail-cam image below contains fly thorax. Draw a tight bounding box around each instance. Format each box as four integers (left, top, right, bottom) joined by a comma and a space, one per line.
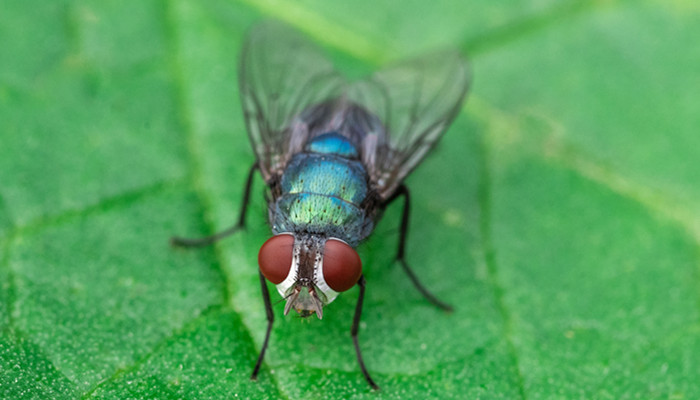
271, 136, 373, 245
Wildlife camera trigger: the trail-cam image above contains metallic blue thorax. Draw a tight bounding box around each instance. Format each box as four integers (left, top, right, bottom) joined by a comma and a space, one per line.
270, 132, 372, 246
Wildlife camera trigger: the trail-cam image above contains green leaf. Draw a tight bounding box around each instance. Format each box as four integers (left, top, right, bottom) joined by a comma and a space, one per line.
1, 0, 697, 399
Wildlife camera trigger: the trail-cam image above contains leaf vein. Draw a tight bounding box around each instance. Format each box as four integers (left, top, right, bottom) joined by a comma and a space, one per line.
7, 178, 187, 242
469, 98, 700, 249
162, 0, 287, 396
463, 0, 623, 57
80, 303, 227, 399
478, 127, 528, 399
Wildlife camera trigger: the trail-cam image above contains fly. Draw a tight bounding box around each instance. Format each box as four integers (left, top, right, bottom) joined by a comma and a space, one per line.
171, 21, 471, 390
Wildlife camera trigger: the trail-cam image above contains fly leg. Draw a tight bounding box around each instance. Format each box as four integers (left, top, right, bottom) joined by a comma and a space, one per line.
352, 275, 379, 390
170, 163, 258, 247
251, 270, 275, 380
385, 184, 453, 312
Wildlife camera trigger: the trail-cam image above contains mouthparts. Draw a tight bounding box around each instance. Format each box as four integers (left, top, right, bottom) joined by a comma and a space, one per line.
284, 285, 324, 319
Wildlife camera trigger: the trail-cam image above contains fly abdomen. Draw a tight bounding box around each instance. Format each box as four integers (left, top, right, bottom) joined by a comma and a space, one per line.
274, 193, 366, 243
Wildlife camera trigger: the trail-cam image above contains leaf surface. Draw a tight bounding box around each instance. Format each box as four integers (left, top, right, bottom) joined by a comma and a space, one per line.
1, 0, 697, 399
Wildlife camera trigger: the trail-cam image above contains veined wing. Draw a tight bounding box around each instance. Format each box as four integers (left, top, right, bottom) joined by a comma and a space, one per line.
347, 51, 470, 199
239, 21, 345, 182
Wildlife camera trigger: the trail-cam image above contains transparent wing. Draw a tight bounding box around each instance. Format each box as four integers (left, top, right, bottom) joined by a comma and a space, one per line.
239, 21, 345, 181
347, 51, 470, 199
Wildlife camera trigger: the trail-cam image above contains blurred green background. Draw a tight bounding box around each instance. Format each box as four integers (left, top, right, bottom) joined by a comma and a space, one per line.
1, 0, 699, 398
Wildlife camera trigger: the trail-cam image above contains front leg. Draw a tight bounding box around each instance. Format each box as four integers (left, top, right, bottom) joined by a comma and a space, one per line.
352, 275, 379, 390
251, 270, 275, 380
170, 163, 258, 247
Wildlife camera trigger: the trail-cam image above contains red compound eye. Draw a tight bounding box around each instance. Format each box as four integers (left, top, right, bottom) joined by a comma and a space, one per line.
258, 234, 294, 284
322, 239, 362, 292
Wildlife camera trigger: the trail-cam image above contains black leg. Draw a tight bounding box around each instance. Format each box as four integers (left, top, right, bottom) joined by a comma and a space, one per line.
352, 275, 379, 390
385, 184, 453, 312
251, 270, 275, 380
170, 163, 258, 247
